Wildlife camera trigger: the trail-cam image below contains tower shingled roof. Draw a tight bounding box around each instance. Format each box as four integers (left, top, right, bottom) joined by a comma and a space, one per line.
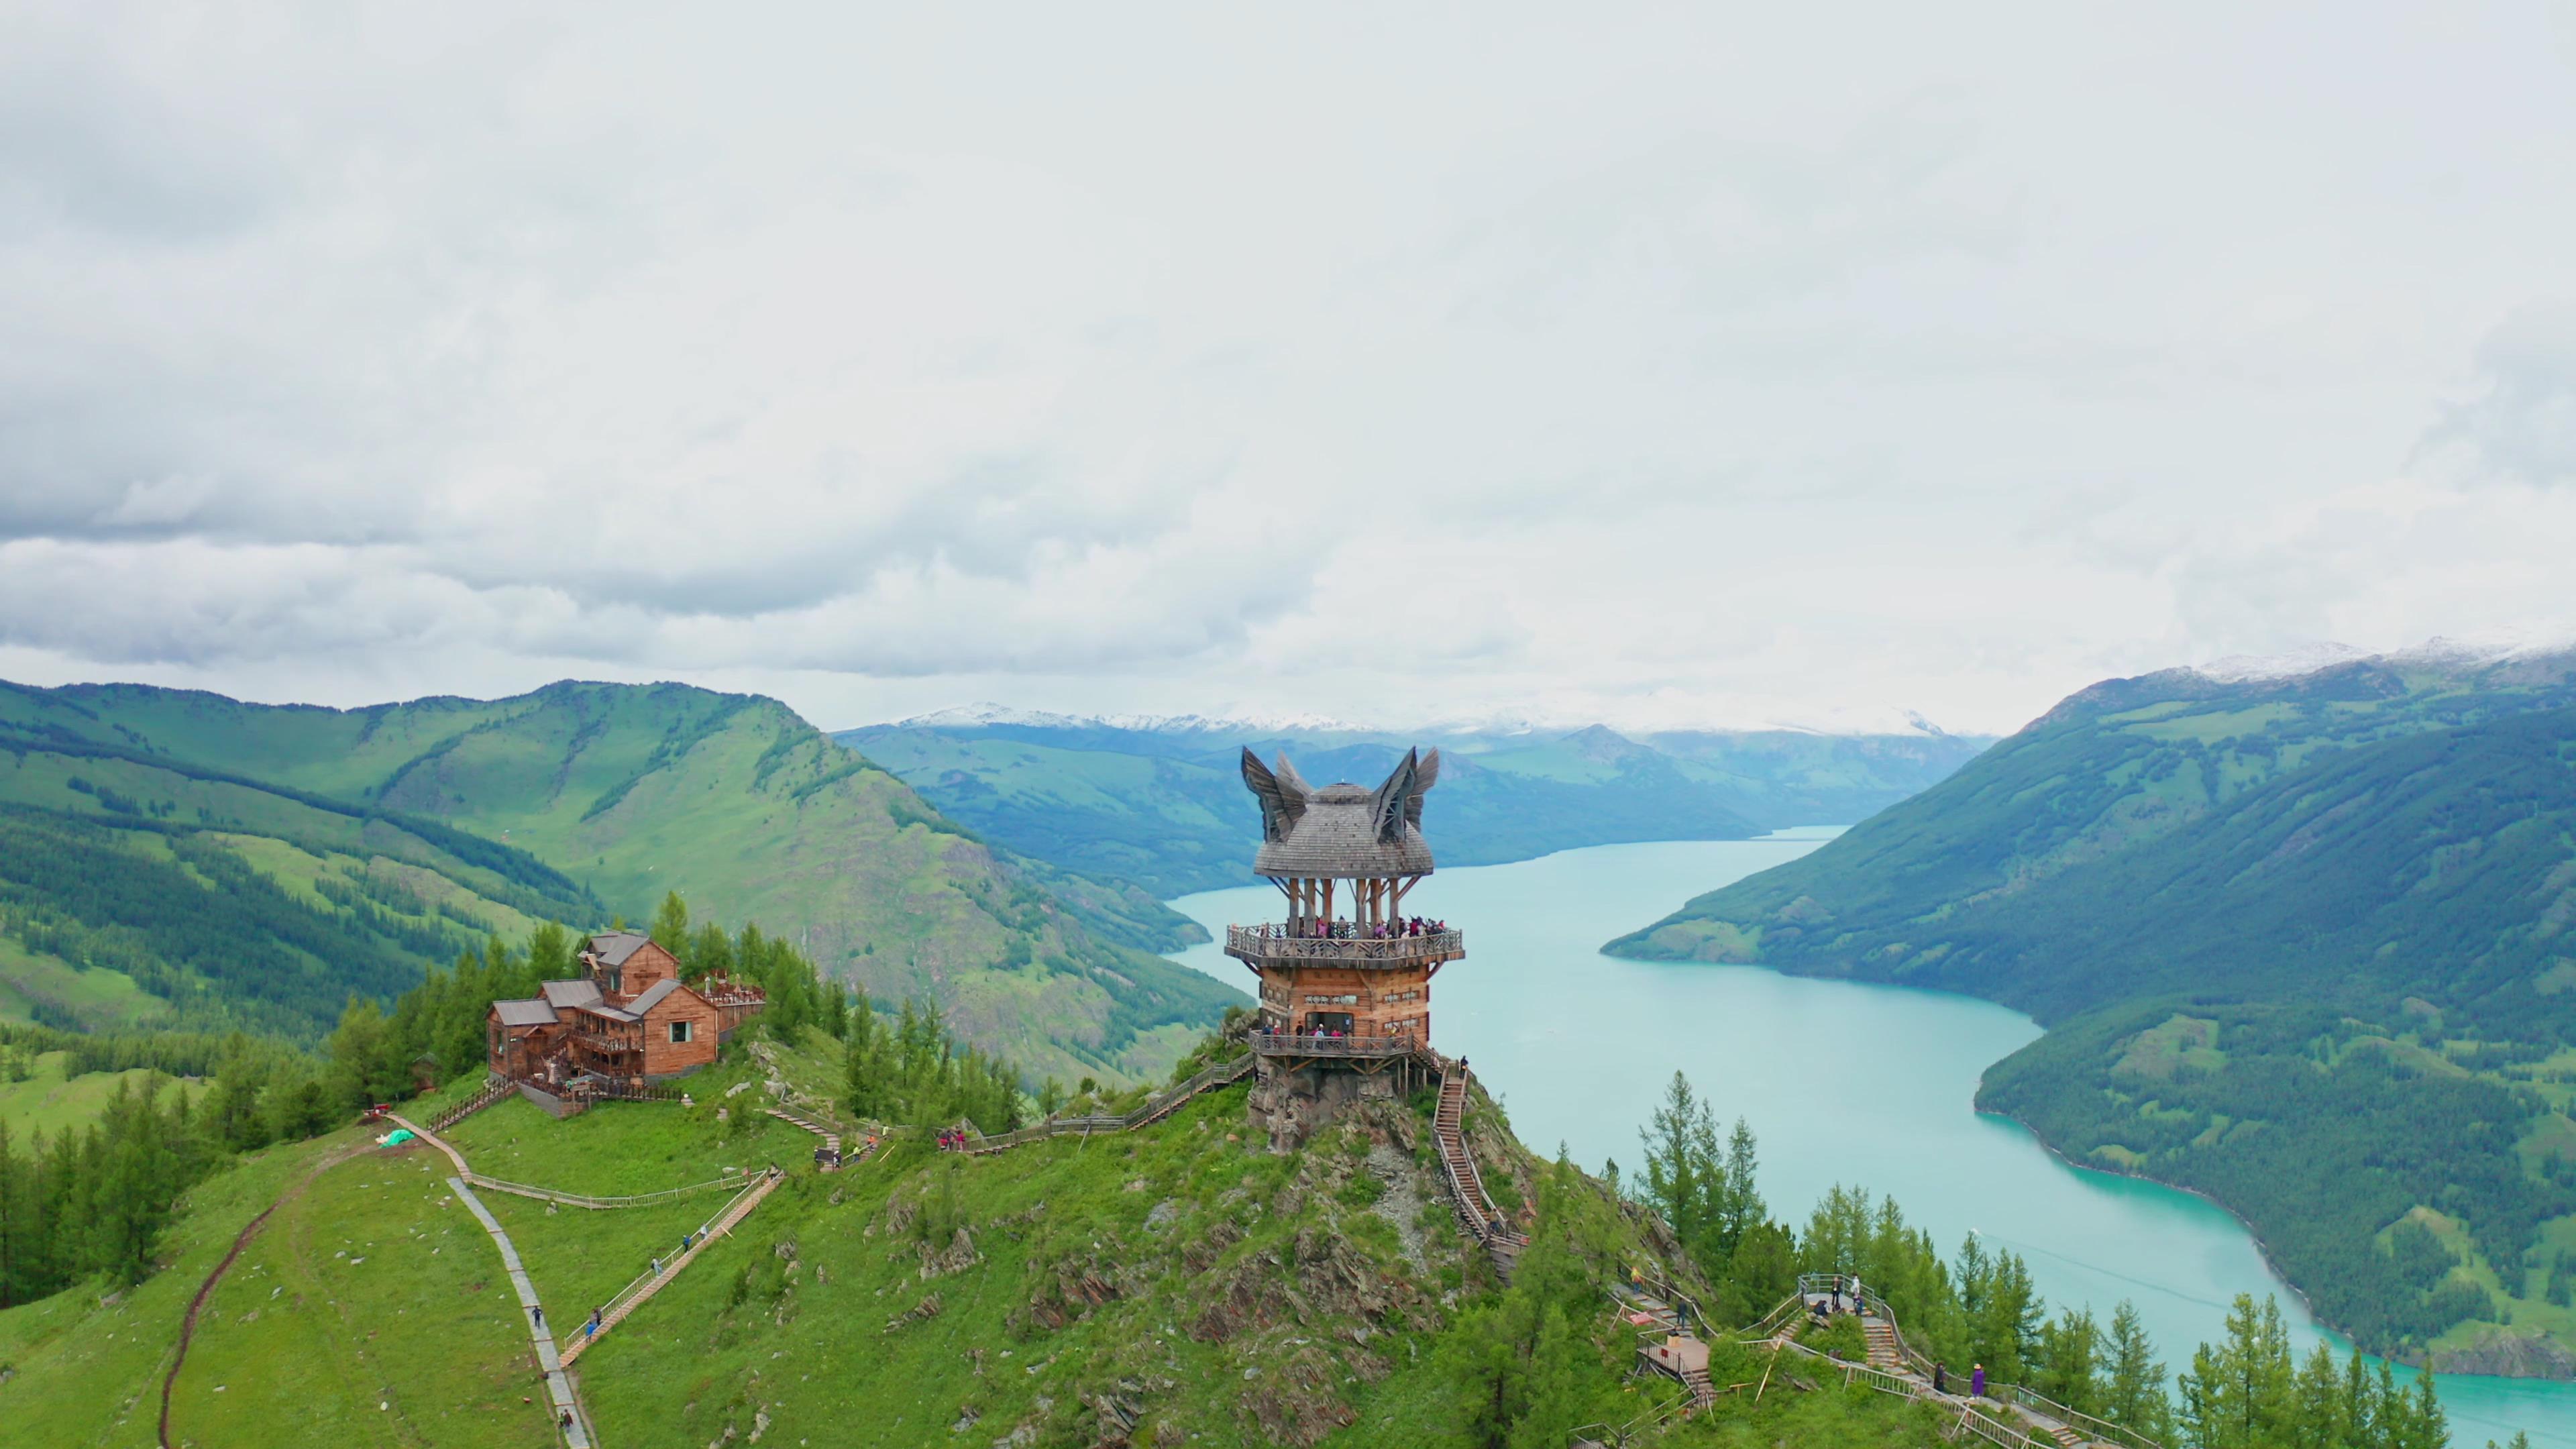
1242, 748, 1440, 879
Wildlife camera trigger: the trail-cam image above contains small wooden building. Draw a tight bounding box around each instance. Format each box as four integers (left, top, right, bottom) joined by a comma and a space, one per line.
484, 929, 763, 1087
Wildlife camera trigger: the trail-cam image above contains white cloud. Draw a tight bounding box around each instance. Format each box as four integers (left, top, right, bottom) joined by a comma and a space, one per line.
4, 5, 2576, 736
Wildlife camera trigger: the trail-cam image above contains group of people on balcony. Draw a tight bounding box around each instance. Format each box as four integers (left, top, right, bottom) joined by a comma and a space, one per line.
1258, 916, 1450, 941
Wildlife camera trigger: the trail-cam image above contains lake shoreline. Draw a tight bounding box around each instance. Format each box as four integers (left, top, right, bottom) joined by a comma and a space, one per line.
1163, 838, 2576, 1443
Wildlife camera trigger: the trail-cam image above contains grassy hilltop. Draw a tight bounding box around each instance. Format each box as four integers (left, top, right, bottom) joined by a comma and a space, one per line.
0, 1032, 1950, 1449
1609, 649, 2576, 1371
0, 679, 1238, 1086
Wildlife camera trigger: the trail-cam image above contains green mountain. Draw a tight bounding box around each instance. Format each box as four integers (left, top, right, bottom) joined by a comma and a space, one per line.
0, 680, 1238, 1087
839, 709, 1989, 902
1608, 647, 2576, 1368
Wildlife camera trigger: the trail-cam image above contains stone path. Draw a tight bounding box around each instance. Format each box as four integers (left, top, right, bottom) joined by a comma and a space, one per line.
386, 1113, 594, 1449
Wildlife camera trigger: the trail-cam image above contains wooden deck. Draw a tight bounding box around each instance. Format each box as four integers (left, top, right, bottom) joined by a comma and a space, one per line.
1222, 925, 1464, 972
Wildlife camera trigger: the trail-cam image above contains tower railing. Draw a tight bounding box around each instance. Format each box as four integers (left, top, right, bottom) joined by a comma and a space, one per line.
1224, 926, 1463, 965
1248, 1030, 1424, 1058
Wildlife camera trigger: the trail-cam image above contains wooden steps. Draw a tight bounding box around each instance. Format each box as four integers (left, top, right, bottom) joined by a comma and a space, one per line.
765, 1105, 852, 1167
1864, 1316, 1902, 1372
557, 1167, 784, 1365
1433, 1069, 1527, 1279
428, 1077, 514, 1134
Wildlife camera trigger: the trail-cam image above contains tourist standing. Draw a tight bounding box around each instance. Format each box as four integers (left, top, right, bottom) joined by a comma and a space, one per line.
1972, 1363, 1986, 1399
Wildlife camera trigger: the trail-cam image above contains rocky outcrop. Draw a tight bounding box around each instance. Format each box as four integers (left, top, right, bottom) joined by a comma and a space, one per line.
2429, 1325, 2576, 1379
1244, 1060, 1399, 1152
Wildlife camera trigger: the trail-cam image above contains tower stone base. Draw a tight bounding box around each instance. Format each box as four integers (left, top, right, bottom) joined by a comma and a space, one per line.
1246, 1058, 1401, 1153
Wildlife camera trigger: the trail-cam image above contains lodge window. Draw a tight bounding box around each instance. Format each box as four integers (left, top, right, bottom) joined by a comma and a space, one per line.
669, 1020, 693, 1045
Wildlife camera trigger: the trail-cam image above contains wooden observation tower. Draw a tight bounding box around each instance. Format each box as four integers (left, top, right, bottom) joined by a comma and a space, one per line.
1228, 747, 1462, 1147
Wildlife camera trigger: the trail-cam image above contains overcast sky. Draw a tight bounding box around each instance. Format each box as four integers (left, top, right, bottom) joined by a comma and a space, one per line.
3, 5, 2573, 737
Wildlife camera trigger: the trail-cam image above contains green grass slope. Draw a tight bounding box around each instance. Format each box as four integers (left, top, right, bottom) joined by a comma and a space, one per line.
1607, 651, 2576, 1366
0, 1127, 374, 1447
0, 1050, 207, 1139
1, 1028, 1948, 1449
1, 679, 1240, 1085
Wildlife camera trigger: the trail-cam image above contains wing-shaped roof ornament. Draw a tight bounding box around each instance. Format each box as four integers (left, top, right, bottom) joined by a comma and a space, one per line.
1240, 747, 1310, 843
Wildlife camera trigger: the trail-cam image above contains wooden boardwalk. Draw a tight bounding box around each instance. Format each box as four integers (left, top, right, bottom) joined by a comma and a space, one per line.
464, 1171, 743, 1211
384, 1113, 594, 1449
1605, 1272, 2163, 1449
557, 1168, 785, 1366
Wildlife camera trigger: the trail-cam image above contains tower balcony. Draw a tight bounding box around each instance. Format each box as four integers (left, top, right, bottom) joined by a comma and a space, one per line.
1249, 1029, 1427, 1061
1223, 924, 1464, 972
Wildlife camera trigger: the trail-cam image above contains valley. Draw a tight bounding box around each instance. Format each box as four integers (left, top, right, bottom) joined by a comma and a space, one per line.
840, 708, 1988, 905
0, 679, 1239, 1088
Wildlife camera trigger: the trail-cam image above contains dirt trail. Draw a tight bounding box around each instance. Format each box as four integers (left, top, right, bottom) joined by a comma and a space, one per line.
158, 1140, 371, 1449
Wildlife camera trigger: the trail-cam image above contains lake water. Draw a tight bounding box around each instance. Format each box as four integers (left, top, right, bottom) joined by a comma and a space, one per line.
1164, 833, 2569, 1448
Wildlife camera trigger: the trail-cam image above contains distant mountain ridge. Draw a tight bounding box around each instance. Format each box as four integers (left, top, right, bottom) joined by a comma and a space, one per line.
0, 679, 1238, 1085
838, 710, 1994, 901
1606, 643, 2576, 1366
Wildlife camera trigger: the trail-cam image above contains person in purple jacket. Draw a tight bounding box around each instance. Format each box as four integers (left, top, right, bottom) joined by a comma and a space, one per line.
1972, 1363, 1986, 1399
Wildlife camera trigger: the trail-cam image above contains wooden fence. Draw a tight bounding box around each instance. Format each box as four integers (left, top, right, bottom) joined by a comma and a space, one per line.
961, 1053, 1254, 1155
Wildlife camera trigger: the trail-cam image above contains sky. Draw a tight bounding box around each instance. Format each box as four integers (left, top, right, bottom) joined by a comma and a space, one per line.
3, 4, 2574, 738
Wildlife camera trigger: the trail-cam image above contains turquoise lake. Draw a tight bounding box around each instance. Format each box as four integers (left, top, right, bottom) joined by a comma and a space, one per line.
1164, 833, 2569, 1448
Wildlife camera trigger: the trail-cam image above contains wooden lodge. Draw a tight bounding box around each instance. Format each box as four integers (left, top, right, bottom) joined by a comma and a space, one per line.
486, 930, 767, 1089
1231, 749, 1460, 1132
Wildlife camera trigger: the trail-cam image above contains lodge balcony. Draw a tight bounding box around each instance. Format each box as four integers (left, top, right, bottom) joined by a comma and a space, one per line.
1223, 924, 1464, 973
568, 1030, 643, 1057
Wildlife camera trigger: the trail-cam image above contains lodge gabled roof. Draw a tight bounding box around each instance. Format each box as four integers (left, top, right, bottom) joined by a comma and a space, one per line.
541, 979, 603, 1010
587, 930, 656, 967
492, 998, 558, 1028
629, 978, 685, 1015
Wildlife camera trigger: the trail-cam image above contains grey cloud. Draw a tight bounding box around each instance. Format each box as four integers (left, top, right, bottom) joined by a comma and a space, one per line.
2420, 302, 2576, 488
3, 7, 2575, 735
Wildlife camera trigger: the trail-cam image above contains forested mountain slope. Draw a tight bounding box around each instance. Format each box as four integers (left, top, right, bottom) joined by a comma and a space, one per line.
1607, 649, 2576, 1369
0, 680, 1238, 1085
840, 711, 1989, 900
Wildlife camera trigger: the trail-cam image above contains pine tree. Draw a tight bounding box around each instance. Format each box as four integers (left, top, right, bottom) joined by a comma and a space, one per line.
1635, 1071, 1721, 1262
0, 1116, 21, 1305
2107, 1300, 2173, 1443
2038, 1305, 2106, 1415
1718, 1115, 1764, 1256
649, 891, 691, 955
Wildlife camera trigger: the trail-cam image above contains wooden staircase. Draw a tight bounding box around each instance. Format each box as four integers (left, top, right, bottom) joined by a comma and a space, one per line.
556, 1167, 785, 1365
1863, 1315, 1902, 1373
765, 1104, 849, 1167
429, 1076, 514, 1134
1434, 1067, 1529, 1278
